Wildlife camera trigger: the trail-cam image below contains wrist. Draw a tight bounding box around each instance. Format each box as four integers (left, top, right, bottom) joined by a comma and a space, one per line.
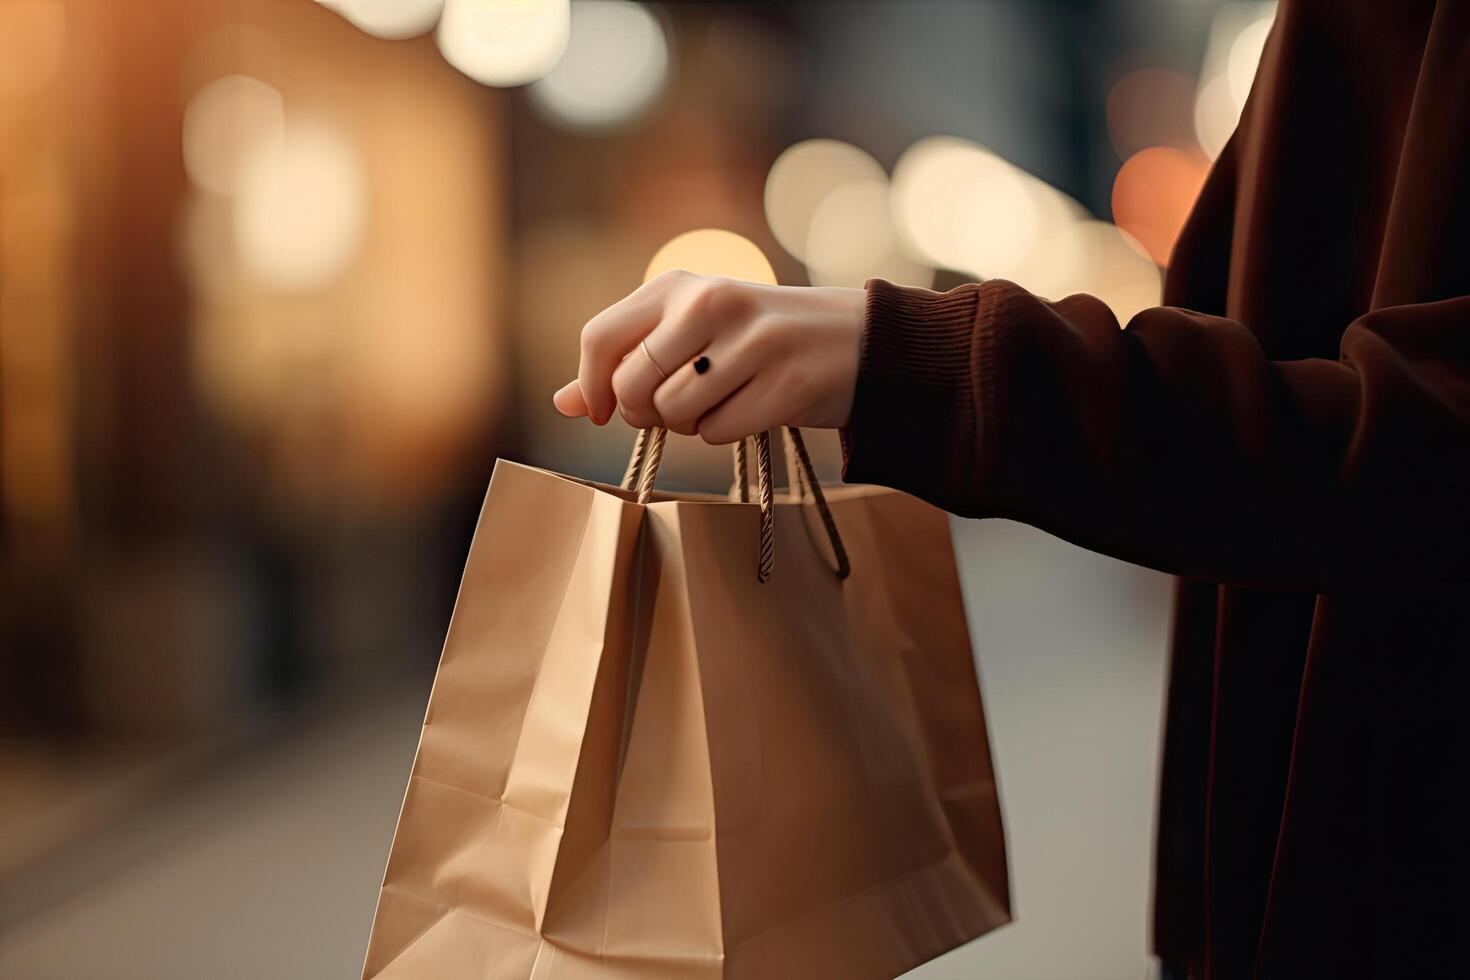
820, 286, 867, 428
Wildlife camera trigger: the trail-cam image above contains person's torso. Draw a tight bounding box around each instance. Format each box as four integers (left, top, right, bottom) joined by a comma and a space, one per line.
1156, 3, 1470, 977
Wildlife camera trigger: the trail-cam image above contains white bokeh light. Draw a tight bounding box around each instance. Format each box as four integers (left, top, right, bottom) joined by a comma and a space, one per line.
528, 0, 668, 131
1227, 15, 1273, 107
891, 136, 1040, 280
952, 164, 1039, 280
317, 0, 445, 40
233, 118, 368, 292
1026, 220, 1161, 323
804, 180, 931, 289
1193, 72, 1239, 160
435, 0, 570, 88
182, 75, 286, 196
763, 139, 887, 264
1002, 176, 1090, 289
1194, 2, 1277, 159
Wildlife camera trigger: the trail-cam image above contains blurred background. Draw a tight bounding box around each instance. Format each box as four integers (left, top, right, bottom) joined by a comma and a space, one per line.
0, 1, 1274, 976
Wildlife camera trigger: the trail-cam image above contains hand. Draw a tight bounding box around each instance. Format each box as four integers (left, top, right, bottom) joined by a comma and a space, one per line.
552, 271, 866, 444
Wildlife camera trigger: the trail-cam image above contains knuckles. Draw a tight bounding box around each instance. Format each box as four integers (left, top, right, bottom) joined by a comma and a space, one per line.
579, 320, 608, 360
650, 268, 691, 290
672, 274, 749, 326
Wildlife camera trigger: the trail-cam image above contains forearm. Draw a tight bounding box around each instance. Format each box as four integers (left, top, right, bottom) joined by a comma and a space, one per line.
842, 278, 1470, 590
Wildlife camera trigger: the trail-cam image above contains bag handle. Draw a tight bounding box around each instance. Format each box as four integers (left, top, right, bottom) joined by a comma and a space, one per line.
621, 426, 850, 584
783, 428, 851, 581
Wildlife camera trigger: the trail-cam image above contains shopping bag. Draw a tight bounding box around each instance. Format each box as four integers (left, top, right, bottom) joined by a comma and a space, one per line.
362, 427, 1010, 979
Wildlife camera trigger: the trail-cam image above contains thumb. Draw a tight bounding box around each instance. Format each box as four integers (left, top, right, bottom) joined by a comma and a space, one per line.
552, 379, 593, 420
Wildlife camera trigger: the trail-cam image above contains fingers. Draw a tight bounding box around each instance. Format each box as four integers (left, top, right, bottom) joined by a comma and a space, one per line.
565, 272, 783, 431
580, 272, 752, 428
696, 367, 791, 445
552, 379, 589, 418
612, 304, 738, 428
652, 332, 758, 435
609, 343, 670, 429
576, 272, 680, 424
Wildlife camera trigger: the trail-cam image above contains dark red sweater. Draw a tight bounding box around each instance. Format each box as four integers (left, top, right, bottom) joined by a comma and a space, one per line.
843, 3, 1470, 977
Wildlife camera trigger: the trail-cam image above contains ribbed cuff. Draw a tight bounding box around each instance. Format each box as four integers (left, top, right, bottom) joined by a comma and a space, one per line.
840, 279, 982, 503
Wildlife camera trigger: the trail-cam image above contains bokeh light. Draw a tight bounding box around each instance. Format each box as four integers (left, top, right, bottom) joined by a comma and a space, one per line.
1194, 3, 1277, 159
890, 136, 1040, 280
233, 119, 368, 292
804, 180, 931, 289
528, 0, 668, 131
0, 0, 65, 99
1227, 15, 1273, 107
644, 228, 776, 285
1027, 220, 1161, 324
181, 35, 506, 512
1193, 73, 1237, 160
317, 0, 445, 40
999, 176, 1090, 289
1110, 146, 1209, 265
1105, 68, 1197, 158
182, 75, 286, 196
435, 0, 570, 88
763, 139, 886, 264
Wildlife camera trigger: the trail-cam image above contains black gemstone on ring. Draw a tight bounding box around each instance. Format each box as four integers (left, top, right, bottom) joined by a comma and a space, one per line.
693, 355, 711, 375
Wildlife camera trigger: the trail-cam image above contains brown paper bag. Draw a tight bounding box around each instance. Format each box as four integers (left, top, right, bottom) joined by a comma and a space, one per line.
362, 428, 1010, 979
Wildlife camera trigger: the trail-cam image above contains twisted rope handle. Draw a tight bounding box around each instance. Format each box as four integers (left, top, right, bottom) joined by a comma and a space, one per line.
621, 427, 651, 491
634, 427, 668, 505
784, 428, 851, 580
754, 431, 775, 583
623, 427, 846, 583
732, 437, 750, 503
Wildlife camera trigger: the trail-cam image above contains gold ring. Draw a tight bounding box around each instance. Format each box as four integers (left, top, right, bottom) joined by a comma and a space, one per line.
641, 338, 670, 381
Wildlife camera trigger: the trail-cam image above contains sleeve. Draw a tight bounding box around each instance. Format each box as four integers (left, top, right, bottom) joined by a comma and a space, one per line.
840, 277, 1470, 591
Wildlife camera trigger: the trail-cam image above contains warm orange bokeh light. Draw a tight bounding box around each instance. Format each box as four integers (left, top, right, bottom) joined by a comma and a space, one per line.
644, 228, 776, 285
1110, 146, 1209, 266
